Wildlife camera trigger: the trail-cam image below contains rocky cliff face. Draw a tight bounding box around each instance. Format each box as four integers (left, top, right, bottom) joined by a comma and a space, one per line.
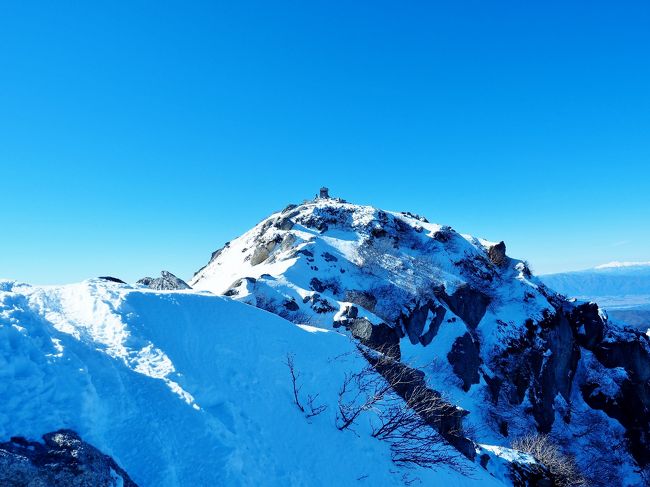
0, 430, 136, 486
191, 197, 650, 485
137, 270, 191, 290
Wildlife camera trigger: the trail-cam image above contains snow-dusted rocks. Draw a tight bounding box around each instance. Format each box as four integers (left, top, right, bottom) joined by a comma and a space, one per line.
191, 197, 649, 485
0, 430, 136, 487
137, 270, 191, 290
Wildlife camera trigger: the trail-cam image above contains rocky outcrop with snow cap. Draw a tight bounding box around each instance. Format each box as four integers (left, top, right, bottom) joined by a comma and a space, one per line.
0, 429, 137, 487
137, 271, 191, 290
191, 196, 650, 485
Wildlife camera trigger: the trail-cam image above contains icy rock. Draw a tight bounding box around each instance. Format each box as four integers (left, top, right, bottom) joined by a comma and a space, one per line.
0, 430, 137, 487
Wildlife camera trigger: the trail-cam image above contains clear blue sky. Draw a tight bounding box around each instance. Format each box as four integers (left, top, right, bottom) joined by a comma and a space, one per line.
1, 1, 649, 284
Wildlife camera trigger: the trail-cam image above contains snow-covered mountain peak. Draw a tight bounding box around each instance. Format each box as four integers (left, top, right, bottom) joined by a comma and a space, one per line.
188, 195, 650, 484
594, 261, 650, 270
190, 196, 543, 343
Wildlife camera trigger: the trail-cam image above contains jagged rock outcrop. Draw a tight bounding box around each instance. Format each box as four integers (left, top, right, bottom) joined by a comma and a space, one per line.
190, 197, 649, 484
0, 430, 137, 487
137, 271, 191, 290
98, 276, 126, 284
448, 332, 481, 392
488, 241, 507, 267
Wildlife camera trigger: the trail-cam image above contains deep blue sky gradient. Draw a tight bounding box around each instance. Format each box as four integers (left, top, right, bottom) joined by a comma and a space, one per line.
1, 1, 649, 283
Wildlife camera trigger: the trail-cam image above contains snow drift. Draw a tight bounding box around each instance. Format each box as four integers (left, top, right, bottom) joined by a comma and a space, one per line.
0, 279, 508, 486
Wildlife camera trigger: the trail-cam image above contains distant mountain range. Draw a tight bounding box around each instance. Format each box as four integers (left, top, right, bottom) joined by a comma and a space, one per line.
541, 262, 650, 331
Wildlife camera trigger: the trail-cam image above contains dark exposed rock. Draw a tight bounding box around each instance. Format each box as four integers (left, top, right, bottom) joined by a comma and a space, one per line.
137, 271, 191, 290
593, 330, 650, 382
344, 290, 377, 313
438, 285, 490, 329
346, 319, 401, 360
400, 211, 429, 223
274, 217, 294, 231
532, 312, 580, 432
309, 277, 325, 293
420, 306, 446, 346
283, 300, 299, 311
488, 241, 507, 267
400, 303, 430, 345
507, 461, 553, 487
447, 333, 481, 391
399, 302, 447, 346
308, 277, 340, 295
321, 252, 338, 262
433, 225, 453, 242
305, 294, 337, 314
294, 207, 350, 233
98, 276, 126, 284
586, 328, 650, 465
370, 226, 387, 238
567, 302, 605, 348
0, 429, 137, 487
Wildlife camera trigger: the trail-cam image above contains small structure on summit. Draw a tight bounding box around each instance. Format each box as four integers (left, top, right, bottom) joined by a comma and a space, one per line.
319, 187, 330, 199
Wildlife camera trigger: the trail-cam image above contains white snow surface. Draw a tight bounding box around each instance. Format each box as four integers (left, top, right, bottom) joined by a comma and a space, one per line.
0, 279, 504, 486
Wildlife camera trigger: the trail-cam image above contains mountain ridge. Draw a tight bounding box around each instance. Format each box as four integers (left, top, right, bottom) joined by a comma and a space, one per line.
190, 194, 650, 485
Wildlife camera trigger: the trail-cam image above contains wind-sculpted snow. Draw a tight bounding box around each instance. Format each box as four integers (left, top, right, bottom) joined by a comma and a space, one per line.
0, 279, 507, 486
191, 198, 649, 485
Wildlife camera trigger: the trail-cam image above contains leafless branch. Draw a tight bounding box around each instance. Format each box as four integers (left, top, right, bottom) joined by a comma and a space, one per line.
285, 353, 304, 413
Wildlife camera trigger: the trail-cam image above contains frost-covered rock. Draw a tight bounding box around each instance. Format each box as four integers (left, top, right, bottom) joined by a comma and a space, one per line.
137, 271, 191, 290
191, 197, 648, 485
0, 429, 136, 487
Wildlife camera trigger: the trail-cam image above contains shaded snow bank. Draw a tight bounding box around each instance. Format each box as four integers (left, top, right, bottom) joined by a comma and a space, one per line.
0, 279, 504, 486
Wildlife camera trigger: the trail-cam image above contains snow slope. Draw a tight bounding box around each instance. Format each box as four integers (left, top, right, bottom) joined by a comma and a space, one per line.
0, 278, 505, 486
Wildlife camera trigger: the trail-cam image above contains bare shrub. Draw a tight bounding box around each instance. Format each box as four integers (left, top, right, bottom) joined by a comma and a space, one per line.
511, 434, 586, 486
337, 352, 466, 472
285, 353, 305, 412
285, 353, 327, 419
372, 384, 463, 470
336, 358, 392, 431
